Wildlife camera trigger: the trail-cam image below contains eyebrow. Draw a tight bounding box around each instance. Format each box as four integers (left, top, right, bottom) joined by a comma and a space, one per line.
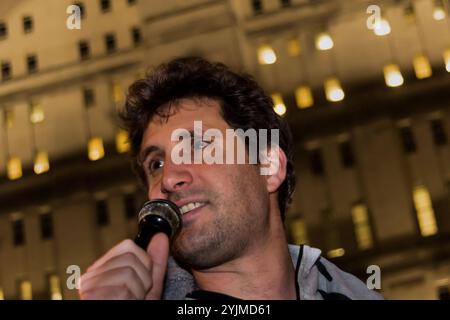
139, 145, 162, 166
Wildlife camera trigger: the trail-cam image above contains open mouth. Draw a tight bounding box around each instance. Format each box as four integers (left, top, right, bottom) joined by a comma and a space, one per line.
179, 202, 206, 215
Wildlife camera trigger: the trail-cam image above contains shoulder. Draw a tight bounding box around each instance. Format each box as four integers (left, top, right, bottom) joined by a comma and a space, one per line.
292, 244, 383, 300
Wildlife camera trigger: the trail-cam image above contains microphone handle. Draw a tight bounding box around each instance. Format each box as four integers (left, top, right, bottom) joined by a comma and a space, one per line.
134, 215, 173, 250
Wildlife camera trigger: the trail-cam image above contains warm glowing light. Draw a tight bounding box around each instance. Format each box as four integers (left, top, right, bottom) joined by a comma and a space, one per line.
290, 218, 308, 244
443, 49, 450, 72
433, 1, 446, 20
324, 78, 345, 102
413, 54, 432, 79
258, 45, 277, 65
0, 288, 4, 300
374, 19, 391, 36
327, 248, 345, 258
4, 108, 14, 128
34, 151, 50, 175
295, 85, 314, 109
88, 137, 105, 161
384, 64, 404, 87
315, 32, 334, 51
7, 157, 22, 180
20, 281, 32, 300
287, 38, 301, 56
271, 93, 286, 116
30, 101, 45, 124
351, 204, 374, 250
116, 129, 130, 153
49, 275, 63, 300
413, 185, 438, 237
111, 82, 123, 104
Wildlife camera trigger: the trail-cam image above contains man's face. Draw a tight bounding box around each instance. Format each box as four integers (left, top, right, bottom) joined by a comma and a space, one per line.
139, 98, 270, 269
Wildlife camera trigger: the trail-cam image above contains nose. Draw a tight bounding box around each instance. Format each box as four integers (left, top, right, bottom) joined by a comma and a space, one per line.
148, 156, 193, 199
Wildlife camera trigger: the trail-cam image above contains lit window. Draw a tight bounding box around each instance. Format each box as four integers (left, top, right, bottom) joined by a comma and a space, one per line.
287, 38, 301, 57
111, 82, 123, 104
351, 203, 374, 250
116, 129, 130, 153
443, 49, 450, 72
4, 107, 14, 128
271, 93, 286, 116
384, 64, 404, 87
413, 54, 432, 79
290, 217, 308, 244
258, 44, 277, 65
315, 32, 334, 51
0, 288, 4, 300
7, 156, 22, 180
327, 248, 345, 258
324, 77, 345, 102
23, 16, 33, 33
373, 18, 391, 36
295, 85, 313, 109
19, 280, 32, 300
413, 185, 438, 237
433, 0, 446, 21
34, 151, 50, 175
30, 100, 44, 124
88, 137, 105, 161
48, 274, 62, 300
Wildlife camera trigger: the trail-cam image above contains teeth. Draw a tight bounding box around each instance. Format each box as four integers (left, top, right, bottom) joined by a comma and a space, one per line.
179, 202, 204, 215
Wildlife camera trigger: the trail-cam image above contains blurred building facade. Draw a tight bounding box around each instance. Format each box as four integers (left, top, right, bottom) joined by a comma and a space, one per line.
0, 0, 449, 300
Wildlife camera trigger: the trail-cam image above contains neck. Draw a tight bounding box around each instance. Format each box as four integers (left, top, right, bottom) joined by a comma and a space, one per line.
191, 209, 296, 300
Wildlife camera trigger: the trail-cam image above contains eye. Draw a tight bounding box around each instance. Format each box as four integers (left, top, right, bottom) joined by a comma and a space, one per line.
148, 159, 164, 174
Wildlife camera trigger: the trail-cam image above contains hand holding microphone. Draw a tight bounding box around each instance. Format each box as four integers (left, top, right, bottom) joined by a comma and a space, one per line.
79, 199, 182, 300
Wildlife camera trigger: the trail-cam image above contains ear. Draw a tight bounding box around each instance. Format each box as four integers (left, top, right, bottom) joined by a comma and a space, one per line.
262, 145, 287, 193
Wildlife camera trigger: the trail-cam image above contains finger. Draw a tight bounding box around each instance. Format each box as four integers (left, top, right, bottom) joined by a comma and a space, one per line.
80, 285, 135, 300
87, 239, 150, 273
81, 252, 152, 291
81, 267, 146, 299
145, 233, 169, 300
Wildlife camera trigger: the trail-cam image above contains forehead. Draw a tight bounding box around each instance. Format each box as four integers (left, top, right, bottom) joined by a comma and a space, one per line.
141, 98, 227, 148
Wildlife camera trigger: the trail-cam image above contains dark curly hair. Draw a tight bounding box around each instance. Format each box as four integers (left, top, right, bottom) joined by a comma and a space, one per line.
121, 57, 295, 221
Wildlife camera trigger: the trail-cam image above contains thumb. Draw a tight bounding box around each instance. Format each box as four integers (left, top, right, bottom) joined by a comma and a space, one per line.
145, 232, 169, 300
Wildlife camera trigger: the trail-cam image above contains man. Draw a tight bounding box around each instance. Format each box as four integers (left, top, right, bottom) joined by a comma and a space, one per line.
79, 57, 382, 300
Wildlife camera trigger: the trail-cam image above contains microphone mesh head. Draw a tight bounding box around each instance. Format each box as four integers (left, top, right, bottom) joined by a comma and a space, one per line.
137, 199, 182, 237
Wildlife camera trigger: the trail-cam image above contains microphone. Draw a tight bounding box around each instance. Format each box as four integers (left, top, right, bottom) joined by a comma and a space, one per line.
134, 199, 182, 250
